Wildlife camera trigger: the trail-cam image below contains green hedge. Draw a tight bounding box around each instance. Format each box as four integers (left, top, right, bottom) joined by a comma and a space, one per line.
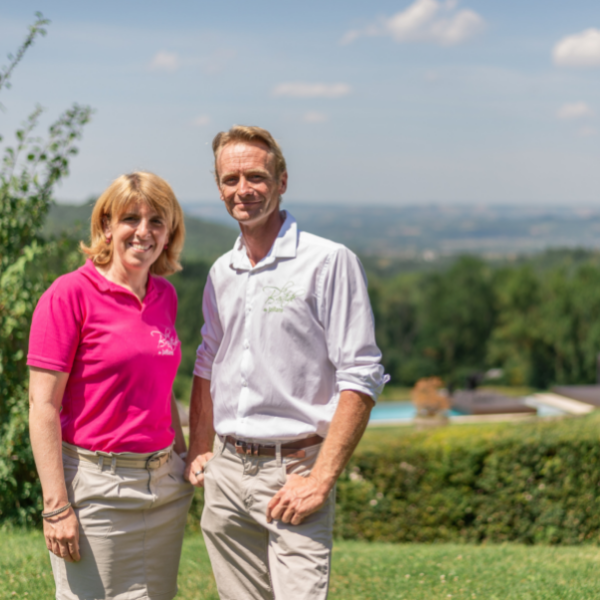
7, 411, 594, 543
336, 414, 600, 545
185, 416, 600, 545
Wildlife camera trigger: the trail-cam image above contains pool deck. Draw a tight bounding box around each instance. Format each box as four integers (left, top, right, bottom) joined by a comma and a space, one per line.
368, 412, 539, 427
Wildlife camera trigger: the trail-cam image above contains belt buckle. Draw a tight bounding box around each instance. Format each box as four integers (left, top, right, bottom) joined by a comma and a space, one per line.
146, 452, 167, 470
234, 441, 260, 456
234, 440, 247, 454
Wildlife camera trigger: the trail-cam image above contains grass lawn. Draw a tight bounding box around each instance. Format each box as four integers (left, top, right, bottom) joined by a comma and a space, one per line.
2, 530, 600, 599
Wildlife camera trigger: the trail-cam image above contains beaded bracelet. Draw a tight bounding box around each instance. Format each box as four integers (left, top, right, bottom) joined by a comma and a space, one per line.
41, 502, 72, 519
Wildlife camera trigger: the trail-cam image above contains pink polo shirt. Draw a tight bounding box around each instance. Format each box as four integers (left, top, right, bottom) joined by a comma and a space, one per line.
27, 260, 181, 453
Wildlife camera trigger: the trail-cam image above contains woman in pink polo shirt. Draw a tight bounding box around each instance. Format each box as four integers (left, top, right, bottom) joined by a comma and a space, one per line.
28, 172, 194, 600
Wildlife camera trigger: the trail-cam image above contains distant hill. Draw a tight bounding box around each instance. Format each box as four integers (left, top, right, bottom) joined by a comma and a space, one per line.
48, 200, 600, 269
185, 202, 600, 260
44, 202, 238, 263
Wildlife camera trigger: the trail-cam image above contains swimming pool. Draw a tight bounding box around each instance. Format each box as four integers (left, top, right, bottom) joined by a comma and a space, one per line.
370, 401, 464, 422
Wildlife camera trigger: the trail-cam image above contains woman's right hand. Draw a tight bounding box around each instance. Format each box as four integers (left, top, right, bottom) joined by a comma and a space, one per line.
43, 507, 81, 562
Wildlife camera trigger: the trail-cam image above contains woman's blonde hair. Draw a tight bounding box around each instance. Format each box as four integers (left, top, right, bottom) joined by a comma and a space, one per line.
81, 172, 185, 276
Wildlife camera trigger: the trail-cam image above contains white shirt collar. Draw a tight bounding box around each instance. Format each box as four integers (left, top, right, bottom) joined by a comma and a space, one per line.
229, 210, 298, 271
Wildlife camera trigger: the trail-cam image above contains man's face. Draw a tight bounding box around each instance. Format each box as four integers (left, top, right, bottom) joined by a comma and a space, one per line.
216, 141, 287, 227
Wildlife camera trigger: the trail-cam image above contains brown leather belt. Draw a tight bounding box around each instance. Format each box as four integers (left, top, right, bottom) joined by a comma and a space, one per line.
224, 434, 323, 459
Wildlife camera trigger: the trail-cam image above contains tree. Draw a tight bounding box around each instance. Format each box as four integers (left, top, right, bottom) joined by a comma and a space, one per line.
370, 274, 423, 385
487, 265, 552, 387
541, 264, 600, 385
415, 256, 496, 386
0, 13, 92, 525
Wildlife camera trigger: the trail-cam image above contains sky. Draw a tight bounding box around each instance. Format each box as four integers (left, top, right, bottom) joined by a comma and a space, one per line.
1, 0, 600, 206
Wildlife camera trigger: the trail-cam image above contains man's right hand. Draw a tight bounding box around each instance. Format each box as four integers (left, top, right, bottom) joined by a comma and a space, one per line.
43, 508, 80, 563
185, 452, 214, 487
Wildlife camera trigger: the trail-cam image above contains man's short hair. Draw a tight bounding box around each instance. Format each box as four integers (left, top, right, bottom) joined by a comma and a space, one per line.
212, 125, 287, 182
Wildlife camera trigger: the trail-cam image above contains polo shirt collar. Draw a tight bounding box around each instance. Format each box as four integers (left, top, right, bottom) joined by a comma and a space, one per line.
79, 259, 155, 301
230, 210, 298, 271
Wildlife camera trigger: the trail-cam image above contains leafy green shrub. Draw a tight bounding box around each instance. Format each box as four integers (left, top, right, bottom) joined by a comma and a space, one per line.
169, 260, 210, 379
0, 16, 91, 526
336, 414, 600, 545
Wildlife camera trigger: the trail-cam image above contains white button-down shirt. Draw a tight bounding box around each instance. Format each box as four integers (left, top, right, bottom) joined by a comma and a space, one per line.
194, 211, 388, 441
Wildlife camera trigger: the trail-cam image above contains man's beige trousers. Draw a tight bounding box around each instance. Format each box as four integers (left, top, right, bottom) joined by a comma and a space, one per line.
201, 437, 335, 600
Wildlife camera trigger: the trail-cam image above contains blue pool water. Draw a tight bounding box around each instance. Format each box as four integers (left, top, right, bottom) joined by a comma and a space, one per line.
370, 401, 463, 422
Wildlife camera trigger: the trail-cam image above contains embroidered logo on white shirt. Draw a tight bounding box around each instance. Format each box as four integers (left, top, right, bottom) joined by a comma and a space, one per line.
263, 281, 304, 313
151, 328, 180, 356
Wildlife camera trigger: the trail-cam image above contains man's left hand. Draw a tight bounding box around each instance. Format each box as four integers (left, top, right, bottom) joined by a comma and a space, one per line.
266, 474, 330, 526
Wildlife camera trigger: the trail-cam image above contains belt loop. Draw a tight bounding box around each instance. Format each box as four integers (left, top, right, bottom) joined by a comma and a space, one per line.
276, 443, 282, 467
110, 456, 117, 474
98, 456, 104, 472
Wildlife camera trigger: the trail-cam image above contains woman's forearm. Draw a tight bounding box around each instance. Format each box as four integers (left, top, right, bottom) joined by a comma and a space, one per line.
29, 368, 80, 562
29, 368, 70, 510
30, 403, 68, 509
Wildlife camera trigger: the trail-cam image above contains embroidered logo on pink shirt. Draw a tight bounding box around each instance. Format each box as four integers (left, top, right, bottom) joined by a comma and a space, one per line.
151, 328, 180, 356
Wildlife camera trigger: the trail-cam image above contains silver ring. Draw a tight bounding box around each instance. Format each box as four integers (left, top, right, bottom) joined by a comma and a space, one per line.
194, 469, 203, 476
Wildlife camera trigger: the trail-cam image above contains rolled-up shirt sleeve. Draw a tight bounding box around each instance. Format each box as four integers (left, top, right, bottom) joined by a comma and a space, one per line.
319, 247, 389, 401
193, 272, 224, 380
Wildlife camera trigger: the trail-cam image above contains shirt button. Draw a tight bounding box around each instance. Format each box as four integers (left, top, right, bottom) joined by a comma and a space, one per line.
244, 341, 250, 350
242, 381, 248, 387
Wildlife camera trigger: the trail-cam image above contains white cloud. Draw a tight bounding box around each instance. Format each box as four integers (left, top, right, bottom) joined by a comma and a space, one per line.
192, 115, 211, 127
303, 111, 328, 123
149, 49, 236, 75
200, 49, 237, 74
579, 126, 597, 137
341, 0, 485, 46
557, 102, 594, 120
553, 29, 600, 67
272, 83, 351, 98
149, 51, 180, 72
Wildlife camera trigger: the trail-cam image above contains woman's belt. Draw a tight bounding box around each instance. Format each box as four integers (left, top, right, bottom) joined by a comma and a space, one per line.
62, 442, 172, 470
223, 434, 323, 458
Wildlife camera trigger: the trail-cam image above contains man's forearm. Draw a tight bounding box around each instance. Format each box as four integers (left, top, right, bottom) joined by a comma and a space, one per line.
310, 389, 374, 493
170, 393, 187, 455
187, 376, 215, 457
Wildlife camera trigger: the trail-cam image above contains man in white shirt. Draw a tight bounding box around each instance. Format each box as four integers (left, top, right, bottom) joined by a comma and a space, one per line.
185, 125, 387, 600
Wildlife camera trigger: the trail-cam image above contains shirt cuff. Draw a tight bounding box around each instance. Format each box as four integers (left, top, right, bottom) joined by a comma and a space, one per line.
194, 345, 214, 380
336, 366, 390, 402
193, 363, 212, 380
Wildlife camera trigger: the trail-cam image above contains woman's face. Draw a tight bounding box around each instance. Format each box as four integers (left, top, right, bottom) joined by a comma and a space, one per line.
104, 201, 169, 274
